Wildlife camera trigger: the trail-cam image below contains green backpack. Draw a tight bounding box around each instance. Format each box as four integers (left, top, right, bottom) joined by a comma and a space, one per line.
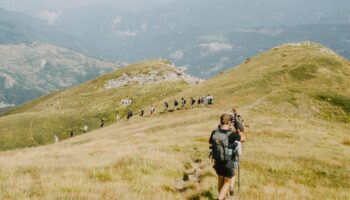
210, 129, 237, 162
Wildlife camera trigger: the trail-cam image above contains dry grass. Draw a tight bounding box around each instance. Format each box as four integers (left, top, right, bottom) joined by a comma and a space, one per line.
0, 42, 350, 199
0, 106, 349, 200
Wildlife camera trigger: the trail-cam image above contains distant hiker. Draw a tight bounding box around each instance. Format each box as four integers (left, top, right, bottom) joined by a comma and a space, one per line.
150, 105, 155, 115
83, 125, 88, 133
228, 108, 246, 194
174, 99, 179, 110
100, 119, 105, 128
54, 135, 59, 144
190, 97, 196, 107
127, 110, 133, 120
181, 97, 186, 109
229, 108, 245, 133
115, 115, 120, 123
70, 130, 74, 138
164, 102, 169, 112
140, 109, 145, 117
200, 96, 206, 106
209, 114, 246, 200
207, 94, 213, 106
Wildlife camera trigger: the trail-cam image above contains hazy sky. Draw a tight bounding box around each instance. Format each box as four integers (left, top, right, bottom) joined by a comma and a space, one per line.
0, 0, 177, 13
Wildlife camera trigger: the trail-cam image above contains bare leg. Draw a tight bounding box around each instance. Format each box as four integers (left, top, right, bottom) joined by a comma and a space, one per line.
218, 176, 224, 192
218, 177, 232, 200
230, 175, 235, 195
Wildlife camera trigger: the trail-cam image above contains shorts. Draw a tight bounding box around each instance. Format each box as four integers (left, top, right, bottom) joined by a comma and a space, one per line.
213, 160, 235, 178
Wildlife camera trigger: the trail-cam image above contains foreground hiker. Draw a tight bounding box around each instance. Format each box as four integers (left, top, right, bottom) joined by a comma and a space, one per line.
209, 114, 246, 200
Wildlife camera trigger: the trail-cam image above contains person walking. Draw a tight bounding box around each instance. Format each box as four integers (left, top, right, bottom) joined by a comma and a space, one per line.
127, 110, 133, 120
100, 119, 105, 128
181, 97, 186, 109
190, 97, 195, 108
150, 105, 155, 115
83, 125, 88, 133
174, 99, 179, 111
209, 114, 246, 200
115, 114, 120, 123
164, 102, 169, 113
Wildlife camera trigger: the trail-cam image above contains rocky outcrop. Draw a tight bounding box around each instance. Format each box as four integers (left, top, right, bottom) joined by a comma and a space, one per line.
103, 66, 203, 90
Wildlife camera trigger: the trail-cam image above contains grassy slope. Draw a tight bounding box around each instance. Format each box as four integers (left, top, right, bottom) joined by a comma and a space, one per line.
0, 42, 349, 199
0, 59, 189, 150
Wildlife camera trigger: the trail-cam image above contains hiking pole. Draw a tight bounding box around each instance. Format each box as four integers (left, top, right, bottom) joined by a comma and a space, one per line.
238, 154, 240, 195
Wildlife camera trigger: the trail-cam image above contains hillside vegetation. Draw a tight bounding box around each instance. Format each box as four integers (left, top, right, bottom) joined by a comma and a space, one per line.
0, 42, 349, 199
0, 59, 199, 150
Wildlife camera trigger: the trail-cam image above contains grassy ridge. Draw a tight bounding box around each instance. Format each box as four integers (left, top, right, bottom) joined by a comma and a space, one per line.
0, 60, 190, 150
0, 42, 349, 199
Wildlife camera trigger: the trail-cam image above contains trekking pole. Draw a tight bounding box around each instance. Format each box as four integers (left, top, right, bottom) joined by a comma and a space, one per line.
238, 154, 240, 195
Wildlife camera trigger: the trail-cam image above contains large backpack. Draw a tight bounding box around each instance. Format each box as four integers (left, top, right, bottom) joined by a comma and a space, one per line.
230, 113, 245, 132
210, 129, 237, 162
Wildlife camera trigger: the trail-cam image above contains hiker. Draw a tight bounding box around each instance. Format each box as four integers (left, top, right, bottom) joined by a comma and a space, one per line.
115, 115, 120, 123
54, 135, 59, 144
200, 96, 206, 106
181, 97, 186, 109
174, 99, 179, 110
70, 130, 74, 138
83, 125, 88, 133
209, 114, 246, 200
190, 97, 196, 108
127, 109, 133, 120
230, 108, 245, 133
164, 102, 169, 112
100, 119, 105, 128
150, 105, 155, 115
228, 108, 245, 195
207, 94, 213, 106
140, 108, 145, 117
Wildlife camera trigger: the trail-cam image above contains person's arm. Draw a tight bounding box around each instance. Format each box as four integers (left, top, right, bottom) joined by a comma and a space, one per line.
238, 130, 246, 142
209, 130, 215, 144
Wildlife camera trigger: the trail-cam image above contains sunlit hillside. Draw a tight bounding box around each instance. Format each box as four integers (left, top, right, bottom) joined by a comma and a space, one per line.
0, 59, 200, 150
0, 42, 349, 200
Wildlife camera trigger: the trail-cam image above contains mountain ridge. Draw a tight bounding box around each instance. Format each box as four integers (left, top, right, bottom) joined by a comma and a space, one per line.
0, 42, 349, 199
0, 41, 120, 105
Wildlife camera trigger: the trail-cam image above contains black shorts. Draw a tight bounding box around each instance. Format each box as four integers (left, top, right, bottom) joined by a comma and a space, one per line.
214, 160, 235, 178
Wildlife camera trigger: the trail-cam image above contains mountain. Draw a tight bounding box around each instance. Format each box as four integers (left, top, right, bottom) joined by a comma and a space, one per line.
0, 59, 201, 150
0, 42, 120, 105
48, 0, 350, 78
1, 2, 350, 79
0, 42, 349, 199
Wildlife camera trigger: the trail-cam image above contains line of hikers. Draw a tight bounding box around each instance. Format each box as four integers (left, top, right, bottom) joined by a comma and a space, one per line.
64, 94, 214, 139
209, 108, 246, 199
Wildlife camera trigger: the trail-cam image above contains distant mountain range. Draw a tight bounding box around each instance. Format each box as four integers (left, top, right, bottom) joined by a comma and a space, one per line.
1, 2, 350, 79
0, 42, 119, 106
0, 0, 350, 105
